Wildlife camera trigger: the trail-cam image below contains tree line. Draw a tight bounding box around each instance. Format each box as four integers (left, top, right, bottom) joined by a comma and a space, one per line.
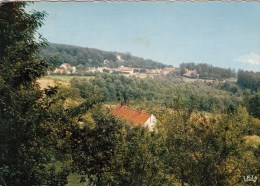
70, 73, 243, 113
40, 43, 168, 69
237, 70, 260, 92
180, 62, 236, 79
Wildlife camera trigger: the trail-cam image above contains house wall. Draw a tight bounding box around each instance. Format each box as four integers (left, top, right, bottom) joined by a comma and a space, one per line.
144, 114, 157, 130
72, 66, 76, 73
54, 68, 65, 74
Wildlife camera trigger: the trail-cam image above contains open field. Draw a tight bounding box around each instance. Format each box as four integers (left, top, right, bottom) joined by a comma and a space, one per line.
37, 78, 56, 89
37, 78, 70, 89
37, 75, 94, 89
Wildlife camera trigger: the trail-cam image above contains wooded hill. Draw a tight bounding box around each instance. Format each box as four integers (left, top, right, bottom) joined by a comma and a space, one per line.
40, 43, 169, 69
41, 43, 239, 80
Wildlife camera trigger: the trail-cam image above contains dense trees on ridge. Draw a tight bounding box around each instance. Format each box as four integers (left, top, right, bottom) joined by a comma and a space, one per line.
40, 43, 168, 69
1, 2, 260, 186
237, 70, 260, 92
180, 62, 236, 79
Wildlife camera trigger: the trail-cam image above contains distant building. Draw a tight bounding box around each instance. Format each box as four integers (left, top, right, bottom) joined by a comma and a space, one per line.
161, 67, 177, 75
60, 63, 71, 70
54, 67, 65, 74
183, 69, 198, 78
103, 59, 110, 64
111, 105, 157, 130
54, 63, 76, 74
118, 66, 134, 75
116, 54, 124, 61
87, 67, 97, 73
72, 66, 76, 73
87, 67, 112, 73
146, 68, 161, 74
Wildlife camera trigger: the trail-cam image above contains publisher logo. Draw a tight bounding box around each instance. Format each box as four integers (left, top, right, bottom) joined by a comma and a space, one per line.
243, 175, 258, 183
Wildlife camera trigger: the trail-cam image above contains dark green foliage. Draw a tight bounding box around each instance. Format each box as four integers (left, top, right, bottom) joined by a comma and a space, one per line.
40, 43, 168, 69
0, 2, 69, 185
110, 128, 169, 186
67, 109, 125, 185
161, 105, 259, 186
0, 3, 48, 87
67, 108, 170, 186
70, 73, 243, 112
237, 70, 260, 92
66, 102, 260, 186
219, 82, 242, 96
248, 93, 260, 119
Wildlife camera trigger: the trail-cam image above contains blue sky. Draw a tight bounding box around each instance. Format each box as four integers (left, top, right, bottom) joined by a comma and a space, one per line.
27, 2, 260, 71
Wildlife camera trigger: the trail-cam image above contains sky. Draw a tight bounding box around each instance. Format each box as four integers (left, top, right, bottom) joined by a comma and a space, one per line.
27, 2, 260, 71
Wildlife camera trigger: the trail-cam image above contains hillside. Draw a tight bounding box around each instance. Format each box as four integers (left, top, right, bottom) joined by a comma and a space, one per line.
40, 43, 169, 69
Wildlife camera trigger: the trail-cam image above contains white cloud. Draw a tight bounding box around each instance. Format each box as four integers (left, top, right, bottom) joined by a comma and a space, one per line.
238, 52, 260, 65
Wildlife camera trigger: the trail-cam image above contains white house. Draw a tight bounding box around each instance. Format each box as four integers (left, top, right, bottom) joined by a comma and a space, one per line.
111, 105, 157, 131
54, 63, 76, 74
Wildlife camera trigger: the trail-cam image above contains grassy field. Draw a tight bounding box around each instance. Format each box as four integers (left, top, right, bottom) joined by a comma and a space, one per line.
46, 75, 94, 83
37, 78, 56, 89
37, 75, 94, 89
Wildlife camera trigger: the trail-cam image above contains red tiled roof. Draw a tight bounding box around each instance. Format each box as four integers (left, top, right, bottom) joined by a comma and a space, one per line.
111, 105, 151, 125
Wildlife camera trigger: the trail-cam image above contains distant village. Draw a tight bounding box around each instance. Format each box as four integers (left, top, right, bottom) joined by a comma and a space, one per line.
52, 54, 199, 79
52, 62, 200, 78
52, 62, 229, 86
